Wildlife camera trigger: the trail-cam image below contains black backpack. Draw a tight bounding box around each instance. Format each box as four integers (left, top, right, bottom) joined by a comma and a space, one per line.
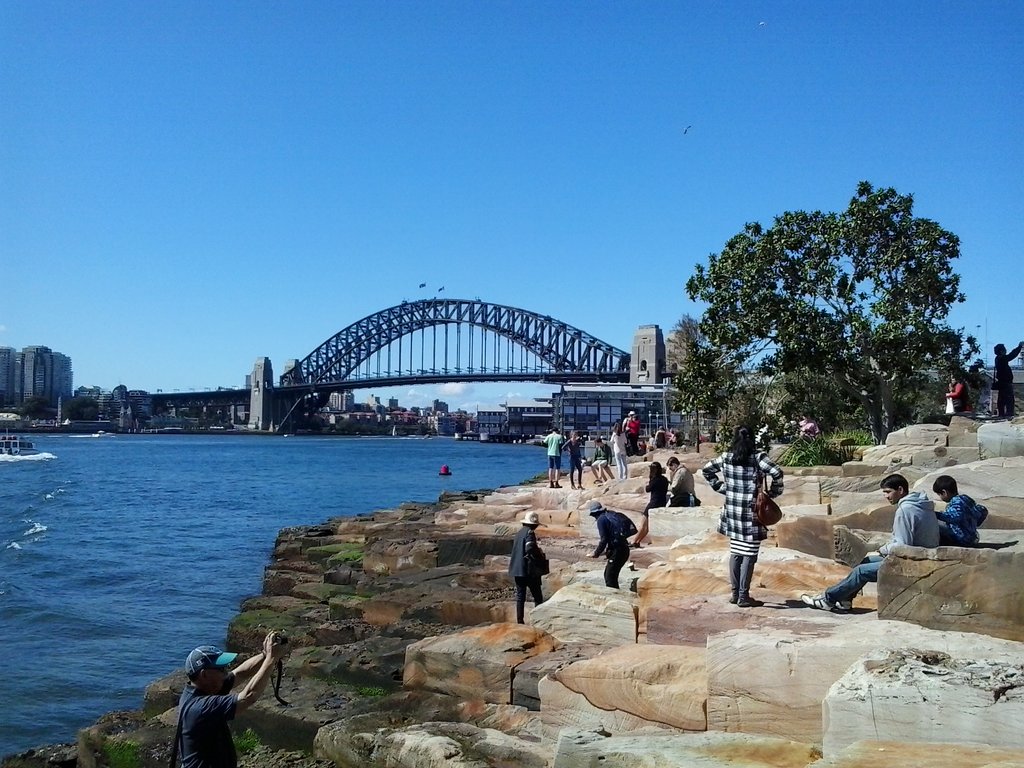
606, 510, 638, 542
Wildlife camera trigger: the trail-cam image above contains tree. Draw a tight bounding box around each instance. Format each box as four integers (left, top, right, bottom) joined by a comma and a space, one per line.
64, 396, 100, 421
685, 181, 977, 444
18, 396, 52, 419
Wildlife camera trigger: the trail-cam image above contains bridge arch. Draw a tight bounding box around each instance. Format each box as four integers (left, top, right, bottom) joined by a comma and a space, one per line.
280, 298, 630, 387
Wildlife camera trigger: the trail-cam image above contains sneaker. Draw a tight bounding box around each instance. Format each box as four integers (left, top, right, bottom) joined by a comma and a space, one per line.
801, 594, 835, 611
729, 594, 739, 605
834, 599, 853, 612
737, 596, 763, 608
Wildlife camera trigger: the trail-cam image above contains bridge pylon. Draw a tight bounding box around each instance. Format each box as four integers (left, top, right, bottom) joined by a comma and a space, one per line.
248, 357, 275, 431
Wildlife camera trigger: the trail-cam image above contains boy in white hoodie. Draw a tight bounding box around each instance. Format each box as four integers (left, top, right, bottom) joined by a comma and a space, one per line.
802, 473, 940, 612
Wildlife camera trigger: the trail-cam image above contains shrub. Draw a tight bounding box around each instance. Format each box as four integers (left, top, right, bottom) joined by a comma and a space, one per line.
778, 435, 856, 467
356, 685, 388, 697
233, 728, 262, 756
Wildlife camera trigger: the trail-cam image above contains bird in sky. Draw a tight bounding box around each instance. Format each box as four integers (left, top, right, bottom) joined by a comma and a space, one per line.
438, 286, 445, 293
683, 125, 692, 134
418, 282, 427, 288
758, 21, 767, 27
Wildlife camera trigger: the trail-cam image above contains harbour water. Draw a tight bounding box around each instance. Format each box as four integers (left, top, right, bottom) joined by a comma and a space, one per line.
0, 433, 542, 757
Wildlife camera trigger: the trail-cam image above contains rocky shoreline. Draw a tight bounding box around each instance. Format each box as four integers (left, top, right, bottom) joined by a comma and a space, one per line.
5, 416, 1024, 768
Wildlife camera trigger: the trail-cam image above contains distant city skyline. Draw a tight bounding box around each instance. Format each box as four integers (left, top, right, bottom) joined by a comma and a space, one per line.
2, 3, 1021, 411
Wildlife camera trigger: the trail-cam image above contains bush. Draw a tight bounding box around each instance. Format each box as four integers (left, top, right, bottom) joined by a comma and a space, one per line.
356, 685, 388, 697
778, 435, 856, 467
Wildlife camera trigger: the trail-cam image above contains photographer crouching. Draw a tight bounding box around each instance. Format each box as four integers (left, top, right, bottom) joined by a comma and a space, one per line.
173, 630, 288, 768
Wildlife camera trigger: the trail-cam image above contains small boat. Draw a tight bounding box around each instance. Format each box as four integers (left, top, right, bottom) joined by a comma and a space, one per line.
1, 433, 40, 456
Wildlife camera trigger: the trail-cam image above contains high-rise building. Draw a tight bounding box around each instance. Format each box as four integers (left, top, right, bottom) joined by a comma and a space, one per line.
432, 399, 449, 414
8, 345, 73, 405
0, 346, 14, 405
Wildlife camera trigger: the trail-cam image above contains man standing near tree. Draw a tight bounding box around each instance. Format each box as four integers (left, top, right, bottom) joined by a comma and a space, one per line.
993, 342, 1024, 419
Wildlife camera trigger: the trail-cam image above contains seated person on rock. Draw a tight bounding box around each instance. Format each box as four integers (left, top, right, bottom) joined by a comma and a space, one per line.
932, 474, 988, 547
802, 473, 940, 612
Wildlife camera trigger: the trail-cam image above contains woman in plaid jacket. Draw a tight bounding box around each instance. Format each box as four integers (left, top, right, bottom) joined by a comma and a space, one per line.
702, 425, 784, 607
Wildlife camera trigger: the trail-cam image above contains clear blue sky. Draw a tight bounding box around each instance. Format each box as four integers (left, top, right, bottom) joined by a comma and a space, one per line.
2, 1, 1021, 411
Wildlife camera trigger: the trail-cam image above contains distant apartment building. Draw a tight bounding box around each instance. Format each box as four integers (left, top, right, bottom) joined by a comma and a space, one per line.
328, 390, 354, 411
1, 345, 73, 406
432, 399, 449, 414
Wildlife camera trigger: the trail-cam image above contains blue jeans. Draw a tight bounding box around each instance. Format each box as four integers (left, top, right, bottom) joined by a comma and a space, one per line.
825, 556, 882, 603
615, 453, 628, 479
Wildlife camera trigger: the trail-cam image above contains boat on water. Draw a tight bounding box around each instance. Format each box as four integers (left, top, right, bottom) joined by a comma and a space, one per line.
1, 433, 40, 456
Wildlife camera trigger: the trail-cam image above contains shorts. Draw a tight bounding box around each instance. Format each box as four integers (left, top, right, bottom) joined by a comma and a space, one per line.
548, 456, 561, 470
592, 459, 608, 467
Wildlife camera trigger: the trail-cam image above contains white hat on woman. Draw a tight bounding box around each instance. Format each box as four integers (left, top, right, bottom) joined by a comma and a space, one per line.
520, 511, 542, 526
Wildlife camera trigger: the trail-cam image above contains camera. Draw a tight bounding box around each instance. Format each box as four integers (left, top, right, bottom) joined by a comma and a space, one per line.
272, 633, 289, 645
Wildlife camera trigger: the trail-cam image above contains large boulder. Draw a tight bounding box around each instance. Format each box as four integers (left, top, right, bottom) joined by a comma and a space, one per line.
403, 624, 558, 705
884, 424, 949, 446
978, 421, 1024, 459
913, 457, 1024, 501
808, 740, 1024, 768
527, 582, 638, 645
539, 644, 707, 732
822, 648, 1024, 756
706, 620, 1024, 744
877, 542, 1024, 642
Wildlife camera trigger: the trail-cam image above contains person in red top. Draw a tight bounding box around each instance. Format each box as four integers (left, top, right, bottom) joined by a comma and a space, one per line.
623, 411, 641, 456
945, 377, 972, 413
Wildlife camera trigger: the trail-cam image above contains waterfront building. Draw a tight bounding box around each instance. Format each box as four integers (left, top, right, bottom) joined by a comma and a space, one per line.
503, 398, 554, 437
475, 405, 505, 435
553, 382, 681, 439
432, 398, 449, 414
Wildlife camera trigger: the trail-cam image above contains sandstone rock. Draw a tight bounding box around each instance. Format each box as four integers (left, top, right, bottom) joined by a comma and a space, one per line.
360, 722, 550, 768
528, 582, 638, 645
403, 624, 558, 705
551, 729, 822, 768
878, 542, 1024, 642
511, 645, 600, 710
363, 539, 439, 574
913, 457, 1024, 501
808, 739, 1024, 768
706, 620, 1024, 744
841, 460, 890, 477
539, 644, 708, 732
910, 444, 980, 467
822, 649, 1024, 755
832, 525, 890, 567
645, 505, 723, 543
979, 421, 1024, 459
884, 424, 948, 447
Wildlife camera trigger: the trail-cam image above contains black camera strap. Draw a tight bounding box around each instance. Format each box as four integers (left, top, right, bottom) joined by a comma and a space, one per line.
272, 658, 290, 707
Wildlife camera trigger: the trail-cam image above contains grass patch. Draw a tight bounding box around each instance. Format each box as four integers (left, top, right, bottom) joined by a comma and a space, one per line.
356, 685, 389, 697
233, 728, 262, 756
102, 739, 141, 768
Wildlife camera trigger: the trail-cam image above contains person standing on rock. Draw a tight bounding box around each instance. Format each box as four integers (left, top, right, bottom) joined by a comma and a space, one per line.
623, 411, 642, 456
564, 430, 585, 490
175, 631, 288, 768
588, 501, 635, 589
544, 426, 564, 488
802, 473, 939, 613
702, 425, 784, 608
993, 342, 1024, 418
508, 511, 546, 623
610, 423, 629, 480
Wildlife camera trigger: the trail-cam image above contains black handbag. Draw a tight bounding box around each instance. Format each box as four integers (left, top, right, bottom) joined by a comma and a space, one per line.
529, 549, 550, 577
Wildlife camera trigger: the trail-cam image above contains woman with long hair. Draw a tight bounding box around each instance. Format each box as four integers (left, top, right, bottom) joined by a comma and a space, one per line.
610, 422, 629, 479
701, 425, 784, 607
632, 460, 668, 547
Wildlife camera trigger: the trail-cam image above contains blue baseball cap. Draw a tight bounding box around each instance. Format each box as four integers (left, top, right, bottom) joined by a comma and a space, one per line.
185, 645, 237, 677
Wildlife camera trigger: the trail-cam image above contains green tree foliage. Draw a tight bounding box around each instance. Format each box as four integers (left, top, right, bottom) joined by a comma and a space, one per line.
18, 396, 51, 419
64, 396, 100, 421
685, 182, 977, 444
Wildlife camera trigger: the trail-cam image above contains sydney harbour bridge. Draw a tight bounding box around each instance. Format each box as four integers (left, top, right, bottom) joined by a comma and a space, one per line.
151, 298, 664, 432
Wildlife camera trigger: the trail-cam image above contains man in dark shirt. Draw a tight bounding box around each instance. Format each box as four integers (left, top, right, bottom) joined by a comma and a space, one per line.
993, 342, 1023, 418
587, 501, 634, 589
176, 631, 287, 767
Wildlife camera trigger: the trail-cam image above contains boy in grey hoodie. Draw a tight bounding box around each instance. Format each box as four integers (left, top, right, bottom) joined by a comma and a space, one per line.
802, 473, 939, 612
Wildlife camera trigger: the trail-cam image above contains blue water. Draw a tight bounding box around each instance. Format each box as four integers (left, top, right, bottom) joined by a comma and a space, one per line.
0, 434, 542, 756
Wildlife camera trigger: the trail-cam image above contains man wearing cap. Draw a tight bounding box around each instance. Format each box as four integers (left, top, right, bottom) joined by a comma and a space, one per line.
176, 631, 287, 767
588, 501, 632, 589
508, 510, 546, 623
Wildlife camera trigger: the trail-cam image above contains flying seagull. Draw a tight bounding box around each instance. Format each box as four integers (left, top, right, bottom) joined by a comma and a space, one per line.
683, 125, 692, 134
418, 282, 427, 288
437, 286, 445, 293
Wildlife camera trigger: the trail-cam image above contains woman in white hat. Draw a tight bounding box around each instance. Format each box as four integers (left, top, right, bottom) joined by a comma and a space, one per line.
508, 511, 546, 623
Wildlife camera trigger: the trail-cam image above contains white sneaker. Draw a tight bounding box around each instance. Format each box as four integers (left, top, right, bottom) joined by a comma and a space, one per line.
835, 600, 853, 612
801, 594, 835, 611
